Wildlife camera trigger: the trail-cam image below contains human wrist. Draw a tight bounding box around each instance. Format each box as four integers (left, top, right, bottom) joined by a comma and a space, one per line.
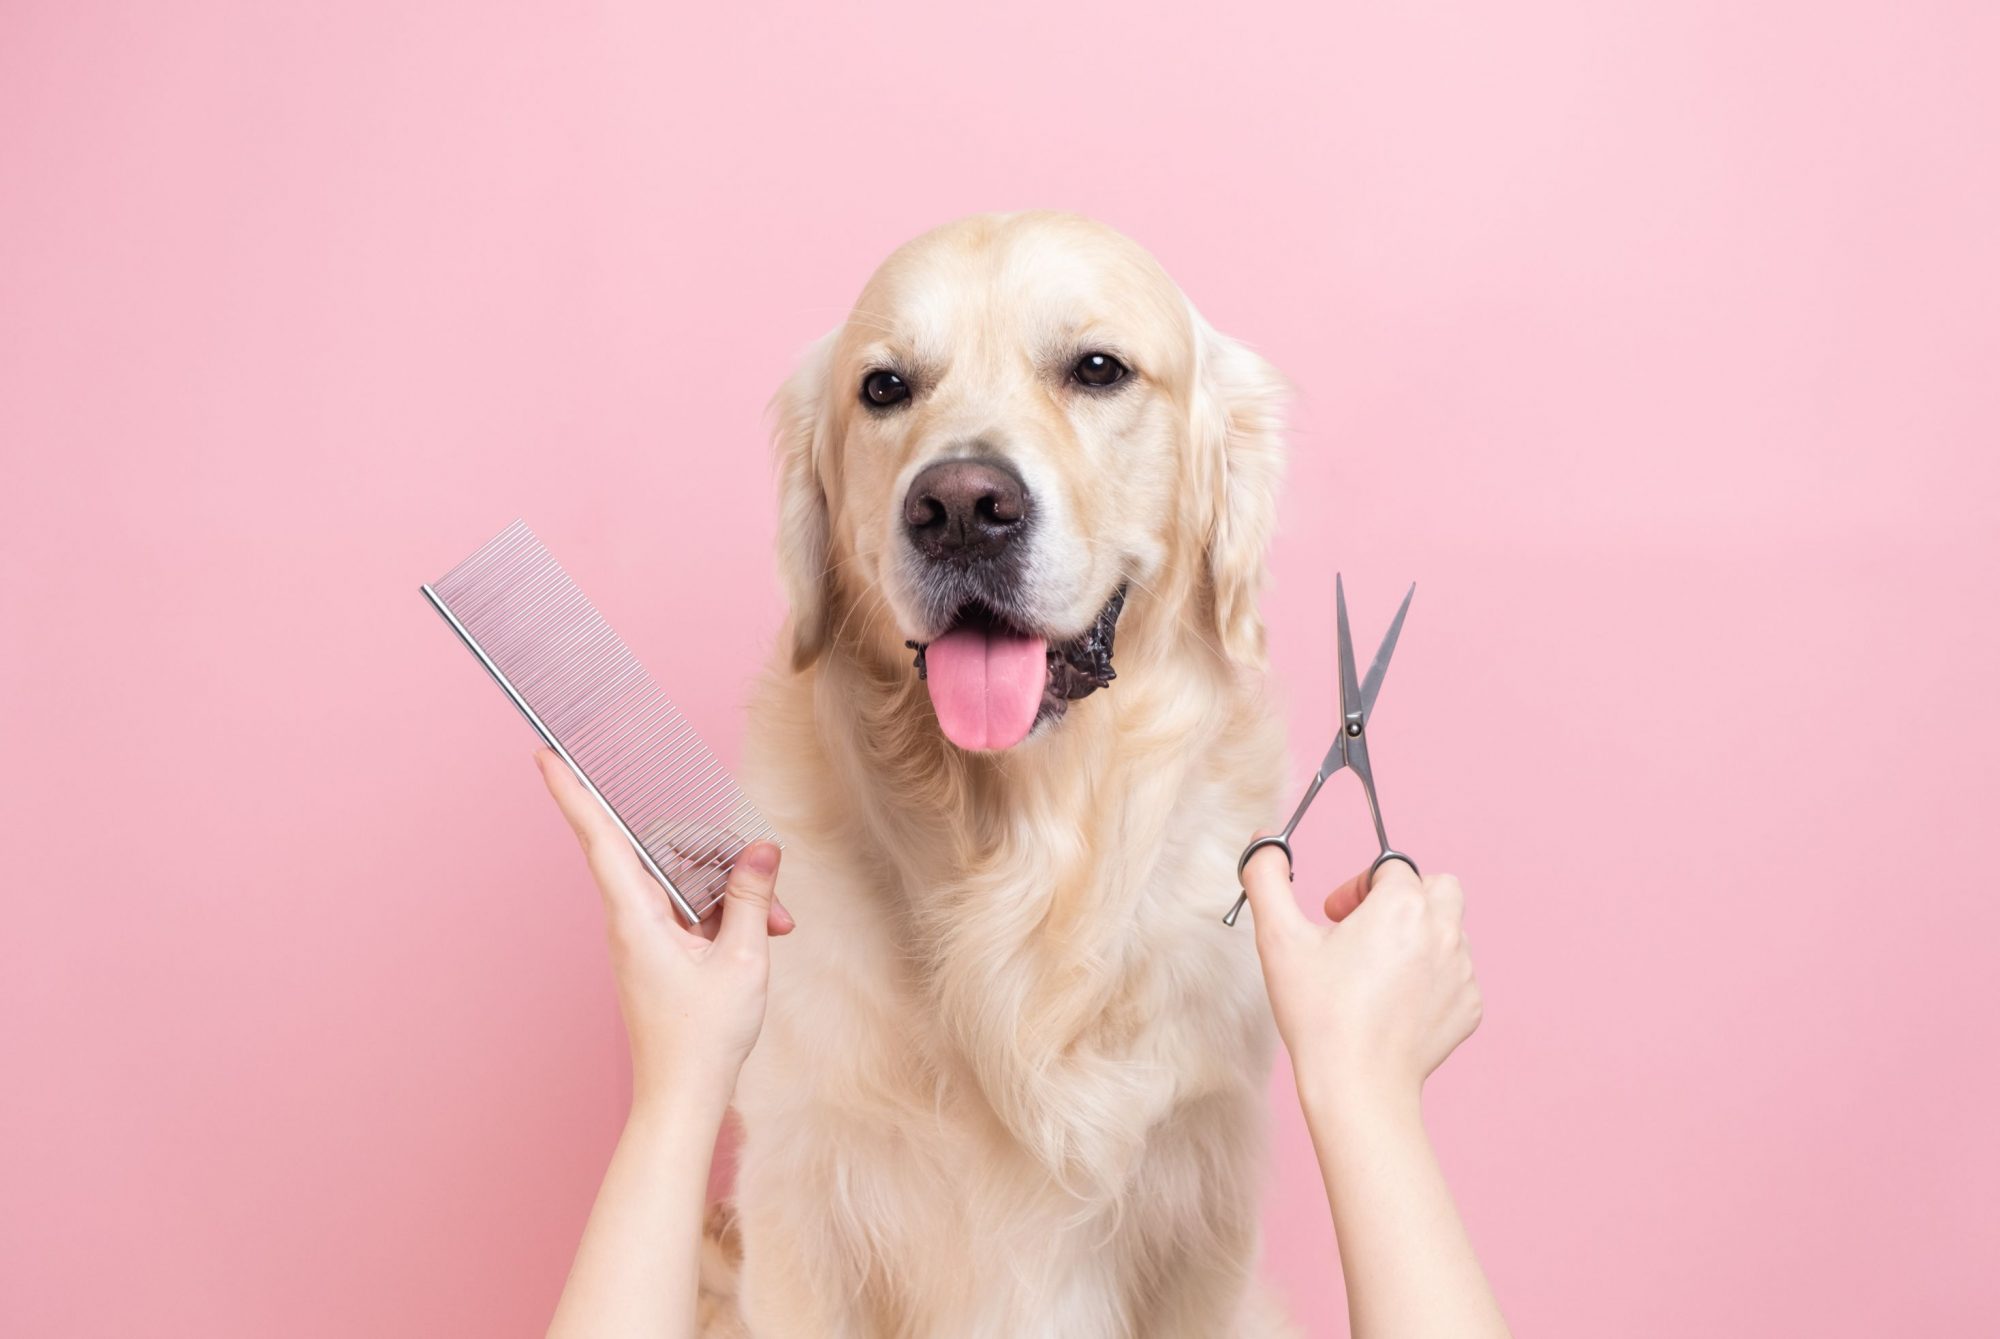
628, 1066, 737, 1137
1296, 1063, 1424, 1136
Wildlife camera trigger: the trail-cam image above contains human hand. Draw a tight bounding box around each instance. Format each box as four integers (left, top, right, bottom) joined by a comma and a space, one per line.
1239, 844, 1482, 1120
535, 748, 793, 1118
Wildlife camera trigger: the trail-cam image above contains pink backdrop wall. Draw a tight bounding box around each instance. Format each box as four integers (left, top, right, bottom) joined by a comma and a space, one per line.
4, 2, 1996, 1334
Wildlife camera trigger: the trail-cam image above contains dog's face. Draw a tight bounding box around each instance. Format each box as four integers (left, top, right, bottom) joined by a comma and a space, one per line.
774, 213, 1286, 752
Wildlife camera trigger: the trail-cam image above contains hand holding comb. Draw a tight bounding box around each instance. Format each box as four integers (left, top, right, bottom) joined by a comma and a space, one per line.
421, 520, 779, 924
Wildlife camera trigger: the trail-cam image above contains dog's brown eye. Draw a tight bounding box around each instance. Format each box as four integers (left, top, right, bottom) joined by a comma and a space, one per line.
1073, 353, 1128, 388
862, 370, 910, 407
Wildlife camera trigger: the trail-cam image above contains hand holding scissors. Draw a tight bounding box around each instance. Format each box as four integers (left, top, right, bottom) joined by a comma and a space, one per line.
1226, 575, 1418, 926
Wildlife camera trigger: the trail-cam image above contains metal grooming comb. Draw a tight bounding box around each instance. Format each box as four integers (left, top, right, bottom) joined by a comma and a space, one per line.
421, 520, 778, 924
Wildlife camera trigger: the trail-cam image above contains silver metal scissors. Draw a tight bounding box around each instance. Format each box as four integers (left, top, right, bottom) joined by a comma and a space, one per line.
1224, 575, 1418, 926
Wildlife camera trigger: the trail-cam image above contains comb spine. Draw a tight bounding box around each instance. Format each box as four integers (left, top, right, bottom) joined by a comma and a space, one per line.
420, 582, 704, 925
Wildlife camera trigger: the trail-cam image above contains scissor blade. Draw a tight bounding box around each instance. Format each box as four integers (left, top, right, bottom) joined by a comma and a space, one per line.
1336, 573, 1362, 721
1358, 581, 1416, 720
1316, 574, 1364, 781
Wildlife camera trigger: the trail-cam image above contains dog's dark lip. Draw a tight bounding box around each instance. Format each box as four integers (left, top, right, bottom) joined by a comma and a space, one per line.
1044, 584, 1125, 701
904, 584, 1129, 730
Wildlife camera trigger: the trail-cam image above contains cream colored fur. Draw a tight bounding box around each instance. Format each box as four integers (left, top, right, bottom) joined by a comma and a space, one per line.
723, 212, 1295, 1338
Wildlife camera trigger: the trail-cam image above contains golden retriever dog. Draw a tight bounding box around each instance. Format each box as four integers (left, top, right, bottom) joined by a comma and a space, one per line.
719, 211, 1294, 1337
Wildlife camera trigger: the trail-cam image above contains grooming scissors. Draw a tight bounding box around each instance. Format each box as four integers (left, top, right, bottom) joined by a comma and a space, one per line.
1224, 575, 1418, 926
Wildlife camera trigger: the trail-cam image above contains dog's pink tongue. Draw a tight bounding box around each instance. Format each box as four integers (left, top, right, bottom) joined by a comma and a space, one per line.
923, 625, 1048, 751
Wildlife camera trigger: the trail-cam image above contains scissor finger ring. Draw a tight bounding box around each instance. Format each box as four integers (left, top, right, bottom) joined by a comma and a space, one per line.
1369, 850, 1421, 883
1237, 834, 1296, 882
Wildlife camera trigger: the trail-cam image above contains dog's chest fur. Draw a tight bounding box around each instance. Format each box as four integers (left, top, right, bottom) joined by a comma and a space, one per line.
726, 660, 1289, 1337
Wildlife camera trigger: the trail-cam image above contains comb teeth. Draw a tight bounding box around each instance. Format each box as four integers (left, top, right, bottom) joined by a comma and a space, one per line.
423, 520, 777, 922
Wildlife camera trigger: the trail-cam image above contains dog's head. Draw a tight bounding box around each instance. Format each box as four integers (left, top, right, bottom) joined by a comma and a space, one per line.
773, 212, 1285, 752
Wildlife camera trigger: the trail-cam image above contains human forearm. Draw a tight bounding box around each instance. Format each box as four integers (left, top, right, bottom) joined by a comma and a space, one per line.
1305, 1083, 1508, 1339
546, 1090, 727, 1339
535, 752, 787, 1339
1240, 850, 1503, 1336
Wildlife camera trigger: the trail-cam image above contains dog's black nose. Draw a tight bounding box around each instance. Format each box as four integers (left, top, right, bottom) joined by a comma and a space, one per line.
903, 457, 1029, 561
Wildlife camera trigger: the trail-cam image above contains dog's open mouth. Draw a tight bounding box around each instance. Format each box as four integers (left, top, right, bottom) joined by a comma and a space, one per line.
905, 585, 1127, 751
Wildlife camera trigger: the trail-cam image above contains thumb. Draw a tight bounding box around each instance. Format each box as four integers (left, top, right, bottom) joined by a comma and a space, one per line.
1239, 835, 1309, 943
1367, 855, 1423, 898
1325, 855, 1417, 923
714, 842, 782, 956
1345, 855, 1423, 926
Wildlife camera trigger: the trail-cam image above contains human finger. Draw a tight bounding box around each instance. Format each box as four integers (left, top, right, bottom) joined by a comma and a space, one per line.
1239, 836, 1308, 942
714, 843, 783, 959
1370, 856, 1423, 895
1323, 868, 1373, 923
534, 748, 656, 918
1424, 872, 1465, 924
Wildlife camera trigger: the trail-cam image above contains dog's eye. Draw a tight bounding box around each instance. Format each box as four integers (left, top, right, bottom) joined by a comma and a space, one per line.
1073, 353, 1128, 388
862, 370, 910, 408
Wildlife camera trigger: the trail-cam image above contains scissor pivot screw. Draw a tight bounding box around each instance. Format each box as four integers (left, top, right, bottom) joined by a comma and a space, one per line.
1346, 721, 1362, 737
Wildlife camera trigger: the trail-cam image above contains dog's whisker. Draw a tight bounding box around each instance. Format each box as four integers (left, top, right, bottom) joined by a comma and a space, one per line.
826, 584, 882, 654
815, 547, 876, 580
827, 578, 902, 658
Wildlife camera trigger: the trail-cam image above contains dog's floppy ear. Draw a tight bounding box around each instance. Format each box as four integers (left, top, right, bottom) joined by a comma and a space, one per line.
1189, 308, 1288, 668
770, 330, 839, 670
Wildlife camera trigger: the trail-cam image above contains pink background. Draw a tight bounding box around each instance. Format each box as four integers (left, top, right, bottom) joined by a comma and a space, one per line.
3, 2, 1996, 1334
